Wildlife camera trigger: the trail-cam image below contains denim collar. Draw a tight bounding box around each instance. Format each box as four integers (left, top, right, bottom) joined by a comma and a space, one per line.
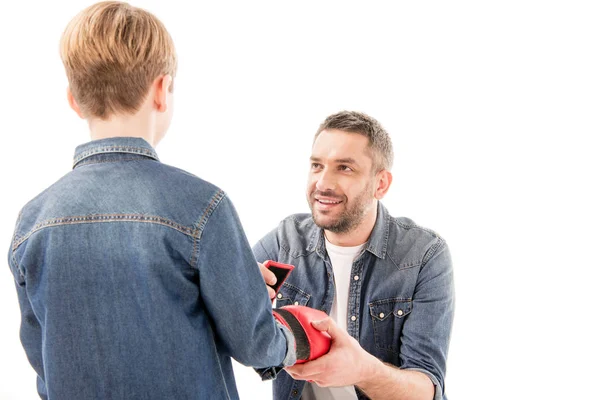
307, 201, 391, 260
73, 137, 159, 169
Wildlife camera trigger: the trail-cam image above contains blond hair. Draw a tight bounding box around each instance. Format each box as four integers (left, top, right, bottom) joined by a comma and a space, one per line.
60, 1, 177, 119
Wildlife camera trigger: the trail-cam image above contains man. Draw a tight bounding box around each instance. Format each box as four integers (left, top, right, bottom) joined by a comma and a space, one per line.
7, 2, 298, 399
255, 111, 454, 400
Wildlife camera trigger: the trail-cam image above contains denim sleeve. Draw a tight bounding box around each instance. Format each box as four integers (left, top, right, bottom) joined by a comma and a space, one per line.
399, 241, 454, 400
8, 240, 46, 394
193, 195, 295, 372
252, 228, 279, 264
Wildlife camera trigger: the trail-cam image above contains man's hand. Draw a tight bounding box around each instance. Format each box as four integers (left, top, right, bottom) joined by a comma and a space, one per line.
258, 262, 277, 299
284, 317, 382, 387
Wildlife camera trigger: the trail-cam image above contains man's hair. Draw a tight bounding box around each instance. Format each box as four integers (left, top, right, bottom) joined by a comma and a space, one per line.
60, 1, 177, 119
315, 111, 394, 172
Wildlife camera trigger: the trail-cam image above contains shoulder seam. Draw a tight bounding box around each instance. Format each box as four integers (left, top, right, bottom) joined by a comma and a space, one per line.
10, 210, 25, 279
394, 218, 439, 237
190, 190, 226, 267
422, 238, 446, 266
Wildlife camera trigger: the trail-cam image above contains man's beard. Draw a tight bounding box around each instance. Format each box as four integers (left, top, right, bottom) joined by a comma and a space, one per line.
308, 184, 373, 234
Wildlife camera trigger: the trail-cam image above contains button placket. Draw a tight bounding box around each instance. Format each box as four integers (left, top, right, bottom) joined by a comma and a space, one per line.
347, 255, 365, 339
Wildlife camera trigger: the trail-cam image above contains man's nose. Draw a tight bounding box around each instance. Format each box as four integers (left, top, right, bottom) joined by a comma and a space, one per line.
315, 169, 336, 192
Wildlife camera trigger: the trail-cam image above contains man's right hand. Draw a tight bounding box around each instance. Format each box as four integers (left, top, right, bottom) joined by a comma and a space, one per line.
258, 262, 277, 299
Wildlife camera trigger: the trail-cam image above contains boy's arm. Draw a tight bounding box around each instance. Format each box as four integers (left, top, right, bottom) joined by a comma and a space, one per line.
192, 194, 295, 370
8, 235, 47, 397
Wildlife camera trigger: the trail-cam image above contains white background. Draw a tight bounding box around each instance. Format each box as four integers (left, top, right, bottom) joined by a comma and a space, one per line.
1, 1, 599, 399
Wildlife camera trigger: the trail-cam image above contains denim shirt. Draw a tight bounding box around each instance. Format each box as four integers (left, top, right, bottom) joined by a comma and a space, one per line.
253, 202, 454, 400
8, 137, 295, 400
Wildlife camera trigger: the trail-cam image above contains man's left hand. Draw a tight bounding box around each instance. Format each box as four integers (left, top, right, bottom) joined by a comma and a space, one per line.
284, 317, 382, 387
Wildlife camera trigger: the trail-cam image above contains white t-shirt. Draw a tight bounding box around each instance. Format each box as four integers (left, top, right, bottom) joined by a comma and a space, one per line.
301, 238, 366, 400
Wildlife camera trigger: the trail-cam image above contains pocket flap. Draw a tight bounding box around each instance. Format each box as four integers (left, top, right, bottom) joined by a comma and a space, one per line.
275, 283, 311, 307
369, 298, 412, 321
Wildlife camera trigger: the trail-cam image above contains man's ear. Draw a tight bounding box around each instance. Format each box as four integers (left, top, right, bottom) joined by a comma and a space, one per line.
67, 88, 84, 119
374, 170, 393, 200
153, 75, 173, 113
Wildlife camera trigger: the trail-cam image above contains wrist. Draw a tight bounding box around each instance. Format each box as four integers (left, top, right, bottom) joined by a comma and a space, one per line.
356, 351, 385, 389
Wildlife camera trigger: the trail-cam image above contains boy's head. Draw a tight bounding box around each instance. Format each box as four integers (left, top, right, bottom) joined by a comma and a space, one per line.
60, 1, 177, 131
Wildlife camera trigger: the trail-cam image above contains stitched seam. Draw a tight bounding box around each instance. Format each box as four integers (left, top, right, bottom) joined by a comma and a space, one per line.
381, 212, 391, 257
73, 146, 158, 167
368, 209, 391, 258
369, 298, 413, 319
259, 241, 270, 260
395, 219, 440, 238
370, 307, 403, 354
369, 297, 412, 306
13, 214, 196, 251
74, 145, 156, 161
10, 210, 24, 279
75, 157, 152, 167
281, 282, 311, 299
190, 190, 226, 267
387, 250, 420, 271
422, 238, 445, 266
370, 297, 412, 353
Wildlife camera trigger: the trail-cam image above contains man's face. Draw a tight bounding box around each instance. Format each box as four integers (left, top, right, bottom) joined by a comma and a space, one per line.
306, 129, 378, 234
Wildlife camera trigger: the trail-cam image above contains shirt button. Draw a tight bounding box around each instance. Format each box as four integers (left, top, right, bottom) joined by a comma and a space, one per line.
354, 275, 359, 281
292, 389, 299, 396
397, 310, 403, 316
351, 315, 357, 321
277, 293, 283, 299
294, 301, 299, 306
379, 312, 385, 318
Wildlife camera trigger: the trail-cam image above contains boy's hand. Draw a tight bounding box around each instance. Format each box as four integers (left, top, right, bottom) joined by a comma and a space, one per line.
258, 262, 277, 299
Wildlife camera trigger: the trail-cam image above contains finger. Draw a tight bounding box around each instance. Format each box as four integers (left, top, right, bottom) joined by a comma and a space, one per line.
258, 262, 277, 285
267, 286, 276, 299
285, 368, 323, 381
311, 318, 339, 338
285, 359, 325, 378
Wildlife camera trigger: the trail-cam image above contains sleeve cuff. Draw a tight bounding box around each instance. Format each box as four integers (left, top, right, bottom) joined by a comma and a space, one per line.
403, 367, 443, 400
277, 320, 298, 367
253, 320, 297, 381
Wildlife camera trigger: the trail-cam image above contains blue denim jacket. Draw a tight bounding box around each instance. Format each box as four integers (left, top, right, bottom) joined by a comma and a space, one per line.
253, 202, 454, 400
8, 137, 295, 400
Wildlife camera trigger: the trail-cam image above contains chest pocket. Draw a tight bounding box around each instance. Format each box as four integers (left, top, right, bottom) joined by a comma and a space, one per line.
369, 298, 412, 355
275, 283, 311, 308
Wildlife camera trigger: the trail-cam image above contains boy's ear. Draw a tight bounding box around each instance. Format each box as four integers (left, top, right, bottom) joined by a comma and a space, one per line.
67, 88, 84, 119
154, 75, 173, 113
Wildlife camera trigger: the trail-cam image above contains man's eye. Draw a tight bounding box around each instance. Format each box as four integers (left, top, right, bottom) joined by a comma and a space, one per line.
311, 163, 322, 169
339, 165, 353, 172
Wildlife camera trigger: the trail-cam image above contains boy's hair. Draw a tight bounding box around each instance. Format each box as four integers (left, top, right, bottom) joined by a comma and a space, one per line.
315, 111, 394, 172
60, 1, 177, 119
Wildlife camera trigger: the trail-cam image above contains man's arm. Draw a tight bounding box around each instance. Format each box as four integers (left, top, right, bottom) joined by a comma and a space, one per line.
286, 241, 454, 400
284, 318, 434, 400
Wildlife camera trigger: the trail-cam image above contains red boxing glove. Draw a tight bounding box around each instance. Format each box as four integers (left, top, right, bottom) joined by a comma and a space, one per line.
273, 305, 331, 364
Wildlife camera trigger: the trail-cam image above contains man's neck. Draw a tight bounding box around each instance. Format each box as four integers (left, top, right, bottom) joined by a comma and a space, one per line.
324, 203, 378, 247
88, 111, 157, 147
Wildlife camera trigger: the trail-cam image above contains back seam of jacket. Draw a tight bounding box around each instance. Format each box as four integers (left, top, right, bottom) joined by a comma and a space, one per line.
12, 213, 198, 252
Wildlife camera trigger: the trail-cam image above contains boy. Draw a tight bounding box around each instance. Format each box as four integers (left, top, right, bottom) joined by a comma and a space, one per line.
7, 2, 296, 399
